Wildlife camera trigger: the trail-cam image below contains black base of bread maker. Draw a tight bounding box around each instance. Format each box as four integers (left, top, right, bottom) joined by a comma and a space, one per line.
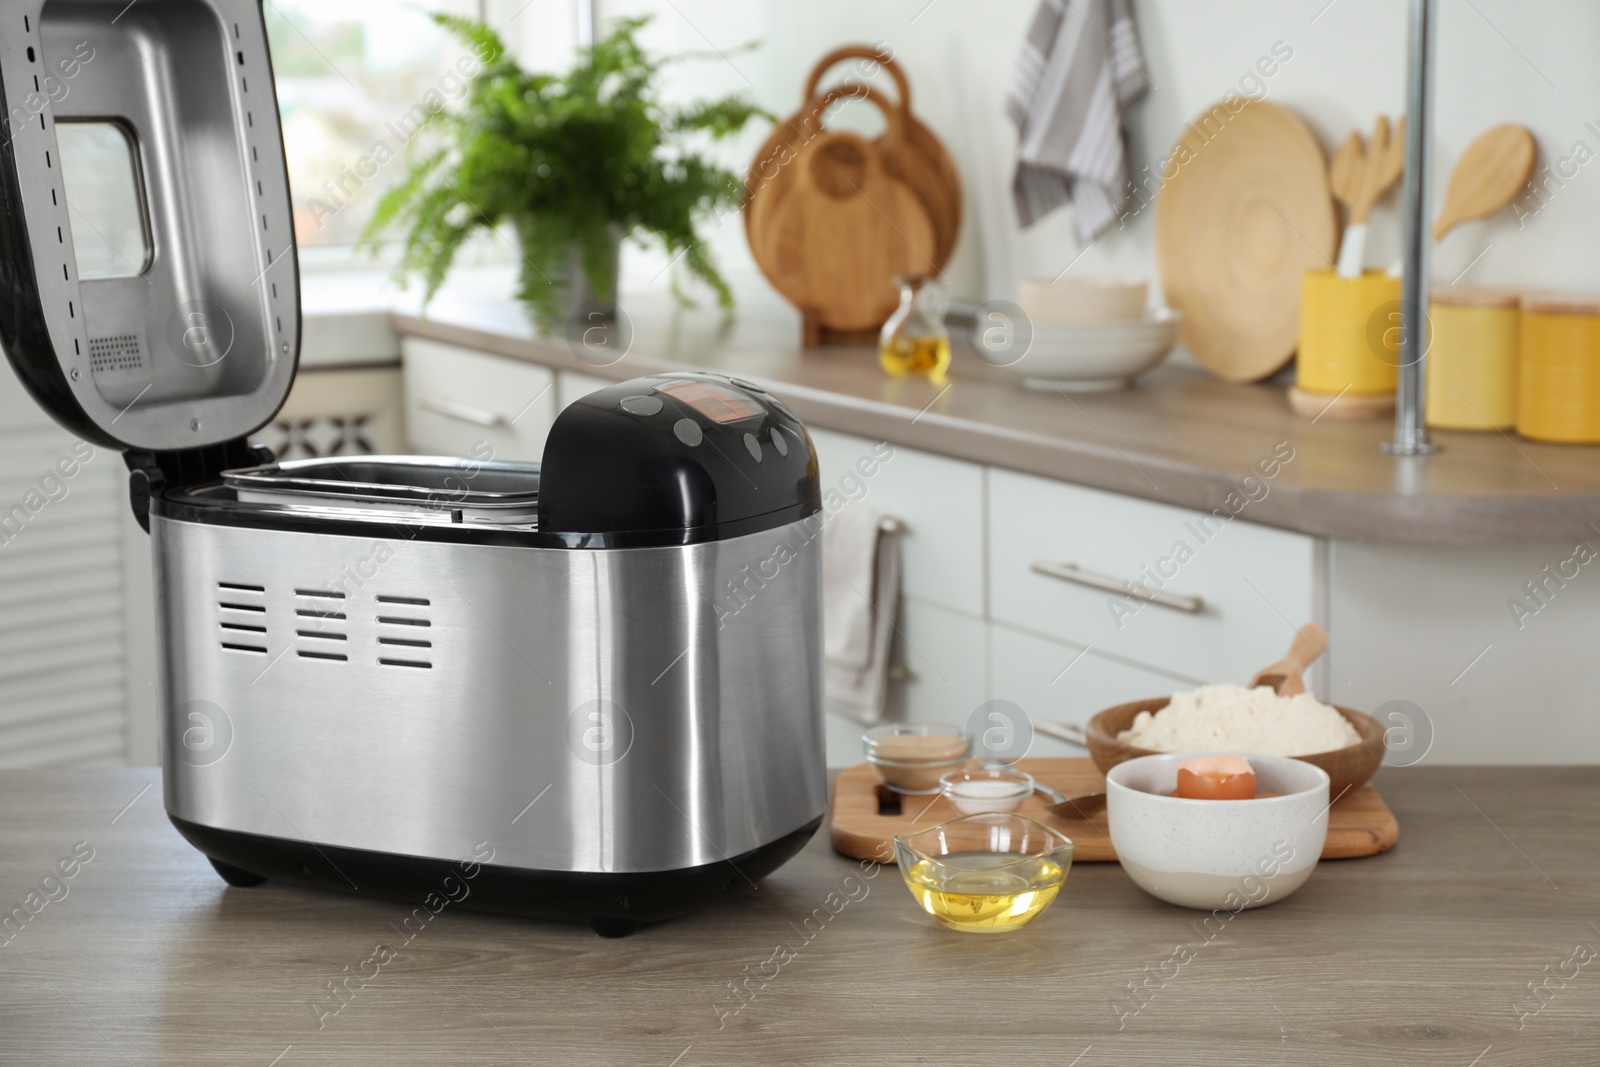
171, 813, 823, 937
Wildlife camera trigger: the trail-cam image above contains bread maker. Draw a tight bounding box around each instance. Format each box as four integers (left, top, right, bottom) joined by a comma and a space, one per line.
0, 0, 827, 935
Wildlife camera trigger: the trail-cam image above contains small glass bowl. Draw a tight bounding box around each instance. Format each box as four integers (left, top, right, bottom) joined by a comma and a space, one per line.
940, 764, 1036, 814
863, 723, 970, 795
894, 812, 1073, 934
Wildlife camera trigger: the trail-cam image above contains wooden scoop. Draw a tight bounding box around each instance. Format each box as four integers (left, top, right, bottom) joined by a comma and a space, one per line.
1331, 116, 1406, 277
1433, 123, 1536, 240
1249, 623, 1329, 696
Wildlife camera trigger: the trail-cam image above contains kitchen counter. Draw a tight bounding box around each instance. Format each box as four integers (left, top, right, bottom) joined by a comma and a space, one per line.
370, 271, 1600, 546
3, 766, 1595, 1064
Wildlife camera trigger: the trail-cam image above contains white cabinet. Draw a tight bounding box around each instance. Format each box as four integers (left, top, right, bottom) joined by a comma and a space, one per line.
401, 338, 556, 462
823, 600, 988, 768
557, 370, 614, 410
988, 469, 1319, 685
1327, 540, 1600, 764
988, 624, 1200, 757
809, 428, 986, 617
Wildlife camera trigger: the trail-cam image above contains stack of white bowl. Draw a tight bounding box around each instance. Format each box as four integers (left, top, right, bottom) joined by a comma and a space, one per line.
1002, 277, 1180, 392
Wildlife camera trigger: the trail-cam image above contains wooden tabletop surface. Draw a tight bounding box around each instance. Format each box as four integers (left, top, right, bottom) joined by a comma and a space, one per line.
2, 766, 1595, 1065
382, 274, 1600, 546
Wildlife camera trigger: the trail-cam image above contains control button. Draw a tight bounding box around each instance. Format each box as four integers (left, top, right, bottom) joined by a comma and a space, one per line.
770, 427, 788, 457
673, 418, 703, 447
743, 432, 762, 462
730, 377, 765, 394
620, 394, 663, 417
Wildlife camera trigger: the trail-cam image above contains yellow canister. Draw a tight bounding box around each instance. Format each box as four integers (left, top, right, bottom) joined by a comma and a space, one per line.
1426, 287, 1520, 430
1297, 269, 1401, 395
1517, 292, 1600, 444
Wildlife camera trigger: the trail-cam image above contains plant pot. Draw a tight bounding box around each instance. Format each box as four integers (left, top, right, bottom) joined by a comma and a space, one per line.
512, 216, 621, 334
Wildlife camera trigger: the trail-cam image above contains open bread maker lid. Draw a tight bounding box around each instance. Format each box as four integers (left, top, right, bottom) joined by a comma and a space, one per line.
0, 0, 299, 454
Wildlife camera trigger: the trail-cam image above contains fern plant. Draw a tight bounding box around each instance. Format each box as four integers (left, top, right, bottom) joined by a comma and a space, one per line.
361, 14, 768, 332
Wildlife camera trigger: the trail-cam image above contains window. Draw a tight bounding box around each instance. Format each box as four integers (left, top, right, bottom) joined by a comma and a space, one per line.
265, 0, 483, 250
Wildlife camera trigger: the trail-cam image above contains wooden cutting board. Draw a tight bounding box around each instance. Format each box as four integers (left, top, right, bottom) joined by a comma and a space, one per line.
763, 130, 937, 337
829, 757, 1399, 864
1155, 99, 1338, 383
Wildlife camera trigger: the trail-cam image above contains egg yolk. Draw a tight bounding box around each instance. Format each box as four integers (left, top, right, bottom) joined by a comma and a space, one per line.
1176, 754, 1257, 800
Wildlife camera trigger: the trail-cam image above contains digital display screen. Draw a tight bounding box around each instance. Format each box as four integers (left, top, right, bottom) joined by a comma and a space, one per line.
654, 380, 763, 424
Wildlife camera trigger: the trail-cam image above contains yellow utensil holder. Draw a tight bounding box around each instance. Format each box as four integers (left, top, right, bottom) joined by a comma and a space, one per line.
1425, 288, 1519, 431
1297, 270, 1401, 396
1518, 292, 1600, 443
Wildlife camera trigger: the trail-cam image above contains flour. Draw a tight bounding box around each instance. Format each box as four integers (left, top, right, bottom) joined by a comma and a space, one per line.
1118, 683, 1361, 757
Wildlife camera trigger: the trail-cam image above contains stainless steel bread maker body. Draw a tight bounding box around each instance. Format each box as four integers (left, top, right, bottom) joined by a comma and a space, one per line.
0, 0, 826, 935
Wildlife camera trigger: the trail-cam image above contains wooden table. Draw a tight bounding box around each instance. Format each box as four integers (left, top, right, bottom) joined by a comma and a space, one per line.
1, 767, 1595, 1064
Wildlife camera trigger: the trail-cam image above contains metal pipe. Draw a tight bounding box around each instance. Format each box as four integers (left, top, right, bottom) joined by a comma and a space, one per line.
1386, 0, 1439, 455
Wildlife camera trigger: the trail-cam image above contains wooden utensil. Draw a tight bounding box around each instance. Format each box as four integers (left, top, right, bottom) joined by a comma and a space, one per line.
1155, 99, 1338, 383
1331, 116, 1405, 278
1432, 123, 1536, 240
826, 757, 1399, 863
764, 130, 937, 340
1083, 698, 1386, 802
1250, 622, 1330, 695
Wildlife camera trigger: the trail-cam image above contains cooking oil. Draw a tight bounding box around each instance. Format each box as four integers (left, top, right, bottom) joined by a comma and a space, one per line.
901, 852, 1067, 933
879, 275, 951, 383
879, 335, 952, 383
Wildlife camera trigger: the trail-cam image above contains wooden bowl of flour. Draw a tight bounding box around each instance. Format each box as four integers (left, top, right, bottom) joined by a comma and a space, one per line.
1084, 698, 1387, 800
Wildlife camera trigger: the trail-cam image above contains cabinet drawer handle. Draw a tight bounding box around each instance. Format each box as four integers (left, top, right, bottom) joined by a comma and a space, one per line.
419, 396, 507, 428
1030, 560, 1204, 615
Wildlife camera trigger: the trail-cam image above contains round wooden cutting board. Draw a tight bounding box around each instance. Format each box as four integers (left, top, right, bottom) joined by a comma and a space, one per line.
1156, 99, 1337, 383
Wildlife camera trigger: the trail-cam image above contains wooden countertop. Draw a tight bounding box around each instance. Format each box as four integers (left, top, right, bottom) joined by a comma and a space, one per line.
4, 766, 1596, 1063
384, 277, 1600, 546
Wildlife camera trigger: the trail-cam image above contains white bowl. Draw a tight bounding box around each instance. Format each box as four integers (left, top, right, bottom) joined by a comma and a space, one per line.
984, 309, 1180, 392
1018, 276, 1148, 323
1106, 753, 1329, 911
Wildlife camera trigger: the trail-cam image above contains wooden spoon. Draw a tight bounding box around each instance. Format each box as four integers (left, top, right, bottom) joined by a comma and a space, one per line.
1331, 116, 1406, 278
1249, 623, 1330, 696
1432, 123, 1536, 240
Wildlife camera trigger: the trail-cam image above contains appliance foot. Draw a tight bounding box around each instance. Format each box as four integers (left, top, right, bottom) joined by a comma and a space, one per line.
587, 917, 640, 938
208, 856, 267, 887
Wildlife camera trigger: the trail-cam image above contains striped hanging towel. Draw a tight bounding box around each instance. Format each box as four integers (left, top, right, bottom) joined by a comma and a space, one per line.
1006, 0, 1150, 241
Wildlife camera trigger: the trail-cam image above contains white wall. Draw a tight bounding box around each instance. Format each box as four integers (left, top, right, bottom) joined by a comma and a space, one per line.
596, 0, 1600, 305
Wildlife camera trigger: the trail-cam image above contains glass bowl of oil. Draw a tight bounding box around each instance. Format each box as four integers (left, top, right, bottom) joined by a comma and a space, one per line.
894, 813, 1073, 934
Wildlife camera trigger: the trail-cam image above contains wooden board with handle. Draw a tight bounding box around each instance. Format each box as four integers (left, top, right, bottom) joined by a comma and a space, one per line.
829, 757, 1400, 864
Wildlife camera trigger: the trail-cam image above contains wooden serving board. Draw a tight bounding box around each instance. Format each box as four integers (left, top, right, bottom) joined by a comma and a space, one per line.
829, 757, 1399, 864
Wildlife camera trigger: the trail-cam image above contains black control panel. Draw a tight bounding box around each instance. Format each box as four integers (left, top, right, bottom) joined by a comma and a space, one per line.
538, 373, 822, 547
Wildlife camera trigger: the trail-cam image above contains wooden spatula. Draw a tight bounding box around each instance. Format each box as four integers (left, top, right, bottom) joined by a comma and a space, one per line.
1331, 116, 1405, 278
1249, 623, 1329, 696
1433, 123, 1536, 240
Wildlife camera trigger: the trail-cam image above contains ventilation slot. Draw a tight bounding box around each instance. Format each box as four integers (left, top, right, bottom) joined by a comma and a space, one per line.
293, 590, 348, 660
88, 334, 144, 373
377, 597, 434, 668
218, 582, 268, 653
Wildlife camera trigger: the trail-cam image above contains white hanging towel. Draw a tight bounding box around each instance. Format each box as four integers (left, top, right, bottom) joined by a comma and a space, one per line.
822, 507, 902, 726
1006, 0, 1151, 241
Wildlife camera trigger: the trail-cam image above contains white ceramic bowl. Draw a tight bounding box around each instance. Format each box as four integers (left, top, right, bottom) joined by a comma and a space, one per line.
985, 309, 1180, 392
1018, 276, 1148, 323
1106, 753, 1329, 911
